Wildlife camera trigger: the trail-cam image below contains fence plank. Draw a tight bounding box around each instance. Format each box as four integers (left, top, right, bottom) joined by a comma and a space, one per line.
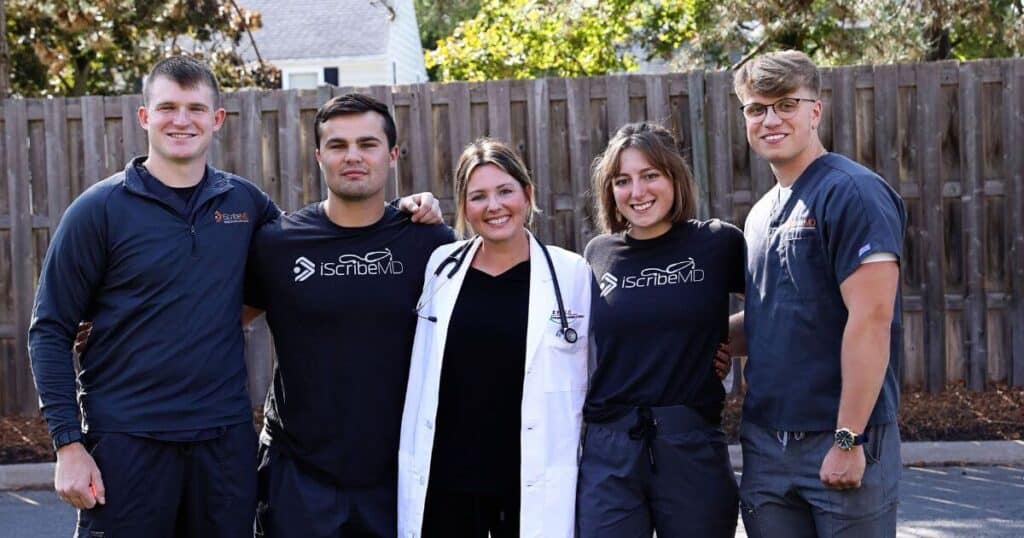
278, 90, 303, 211
527, 78, 554, 243
43, 99, 71, 229
917, 62, 948, 392
644, 75, 670, 125
408, 84, 433, 194
239, 91, 263, 185
4, 100, 35, 414
120, 95, 145, 164
873, 65, 901, 192
687, 71, 712, 219
832, 67, 856, 159
446, 82, 472, 170
81, 96, 106, 185
486, 80, 512, 143
1004, 60, 1024, 387
606, 75, 629, 135
565, 77, 593, 252
706, 71, 735, 221
958, 62, 988, 390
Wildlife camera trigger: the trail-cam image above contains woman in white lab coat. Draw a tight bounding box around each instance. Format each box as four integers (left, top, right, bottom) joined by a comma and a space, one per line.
398, 139, 590, 538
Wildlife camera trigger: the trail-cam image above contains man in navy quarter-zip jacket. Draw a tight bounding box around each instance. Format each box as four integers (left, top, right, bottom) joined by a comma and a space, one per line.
28, 56, 278, 537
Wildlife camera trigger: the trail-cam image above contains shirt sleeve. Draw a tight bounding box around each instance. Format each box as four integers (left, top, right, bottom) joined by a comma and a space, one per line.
256, 191, 282, 227
824, 177, 907, 285
27, 188, 110, 442
727, 224, 747, 295
244, 232, 268, 310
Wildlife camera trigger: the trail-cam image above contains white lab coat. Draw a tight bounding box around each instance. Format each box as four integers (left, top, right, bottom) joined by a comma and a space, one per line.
398, 231, 590, 538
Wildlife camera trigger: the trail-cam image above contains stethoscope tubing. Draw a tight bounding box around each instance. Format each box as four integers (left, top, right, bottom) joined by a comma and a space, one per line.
414, 235, 577, 344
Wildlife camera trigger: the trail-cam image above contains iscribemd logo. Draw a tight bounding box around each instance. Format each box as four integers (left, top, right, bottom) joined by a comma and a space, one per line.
599, 273, 618, 297
291, 249, 406, 282
599, 257, 704, 297
293, 257, 316, 282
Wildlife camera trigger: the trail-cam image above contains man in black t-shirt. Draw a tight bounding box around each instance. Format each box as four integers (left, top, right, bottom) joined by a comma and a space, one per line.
245, 94, 453, 537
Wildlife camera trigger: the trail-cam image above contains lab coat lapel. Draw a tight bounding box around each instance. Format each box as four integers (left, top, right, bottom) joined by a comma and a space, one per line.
429, 238, 482, 353
524, 231, 554, 375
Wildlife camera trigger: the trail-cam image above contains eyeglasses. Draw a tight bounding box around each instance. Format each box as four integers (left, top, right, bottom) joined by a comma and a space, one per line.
739, 97, 818, 121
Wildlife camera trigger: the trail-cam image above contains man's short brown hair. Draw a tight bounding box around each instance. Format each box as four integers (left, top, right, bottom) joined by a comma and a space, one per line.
733, 50, 821, 100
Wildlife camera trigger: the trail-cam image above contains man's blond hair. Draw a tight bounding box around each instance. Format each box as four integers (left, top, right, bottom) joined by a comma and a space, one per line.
733, 50, 821, 100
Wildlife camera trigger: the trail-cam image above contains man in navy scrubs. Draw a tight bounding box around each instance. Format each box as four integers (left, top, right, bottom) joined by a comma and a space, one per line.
729, 50, 907, 536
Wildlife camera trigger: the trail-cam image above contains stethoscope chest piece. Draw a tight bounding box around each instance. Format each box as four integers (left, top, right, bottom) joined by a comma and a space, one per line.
559, 327, 578, 344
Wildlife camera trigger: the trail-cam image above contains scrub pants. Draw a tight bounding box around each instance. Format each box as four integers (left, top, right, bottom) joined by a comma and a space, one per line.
576, 405, 739, 537
739, 421, 900, 537
75, 422, 257, 538
255, 442, 396, 538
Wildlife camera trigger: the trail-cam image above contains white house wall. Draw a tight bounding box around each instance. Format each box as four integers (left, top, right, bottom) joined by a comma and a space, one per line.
277, 56, 395, 89
387, 0, 429, 84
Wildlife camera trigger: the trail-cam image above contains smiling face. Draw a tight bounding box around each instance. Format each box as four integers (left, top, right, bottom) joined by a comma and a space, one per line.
138, 75, 224, 168
741, 88, 822, 180
463, 164, 533, 245
315, 111, 397, 204
612, 147, 675, 240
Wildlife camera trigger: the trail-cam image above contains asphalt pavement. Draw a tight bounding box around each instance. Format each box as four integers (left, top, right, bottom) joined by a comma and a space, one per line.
2, 465, 1022, 538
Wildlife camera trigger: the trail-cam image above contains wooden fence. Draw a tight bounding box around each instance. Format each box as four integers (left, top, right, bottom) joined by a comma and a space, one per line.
1, 59, 1022, 414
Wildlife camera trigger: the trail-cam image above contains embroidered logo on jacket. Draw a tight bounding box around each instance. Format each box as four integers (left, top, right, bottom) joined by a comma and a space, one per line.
214, 210, 249, 224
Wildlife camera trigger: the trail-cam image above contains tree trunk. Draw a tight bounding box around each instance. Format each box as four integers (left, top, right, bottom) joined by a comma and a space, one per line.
924, 22, 952, 61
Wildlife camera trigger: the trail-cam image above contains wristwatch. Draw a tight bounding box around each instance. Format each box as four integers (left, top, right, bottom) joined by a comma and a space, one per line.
52, 429, 84, 452
834, 427, 868, 451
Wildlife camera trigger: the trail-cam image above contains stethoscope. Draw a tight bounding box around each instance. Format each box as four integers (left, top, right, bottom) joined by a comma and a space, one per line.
414, 235, 578, 344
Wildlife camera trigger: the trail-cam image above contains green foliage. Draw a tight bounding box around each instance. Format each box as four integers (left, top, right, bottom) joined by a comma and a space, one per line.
680, 0, 1023, 69
426, 0, 699, 81
6, 0, 279, 97
415, 0, 481, 51
425, 0, 1023, 81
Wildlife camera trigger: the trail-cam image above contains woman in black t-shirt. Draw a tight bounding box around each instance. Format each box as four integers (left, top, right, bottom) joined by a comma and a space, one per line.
577, 123, 743, 537
398, 139, 591, 538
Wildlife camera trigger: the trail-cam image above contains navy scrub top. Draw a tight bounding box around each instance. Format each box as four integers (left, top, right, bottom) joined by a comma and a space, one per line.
742, 152, 907, 433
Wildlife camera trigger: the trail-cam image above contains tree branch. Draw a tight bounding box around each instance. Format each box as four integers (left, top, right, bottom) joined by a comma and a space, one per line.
730, 37, 770, 71
228, 0, 266, 65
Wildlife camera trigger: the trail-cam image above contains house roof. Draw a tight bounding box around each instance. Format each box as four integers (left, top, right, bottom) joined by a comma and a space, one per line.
237, 0, 393, 61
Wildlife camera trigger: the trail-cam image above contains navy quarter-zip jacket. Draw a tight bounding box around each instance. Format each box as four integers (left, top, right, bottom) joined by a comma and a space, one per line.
29, 158, 280, 444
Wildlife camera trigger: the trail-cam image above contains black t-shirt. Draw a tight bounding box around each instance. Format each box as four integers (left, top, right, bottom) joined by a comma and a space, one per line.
134, 162, 205, 217
245, 203, 454, 487
584, 220, 745, 424
430, 260, 530, 495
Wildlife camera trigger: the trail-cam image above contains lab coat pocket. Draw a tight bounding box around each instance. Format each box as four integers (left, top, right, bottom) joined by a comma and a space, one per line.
542, 336, 588, 392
